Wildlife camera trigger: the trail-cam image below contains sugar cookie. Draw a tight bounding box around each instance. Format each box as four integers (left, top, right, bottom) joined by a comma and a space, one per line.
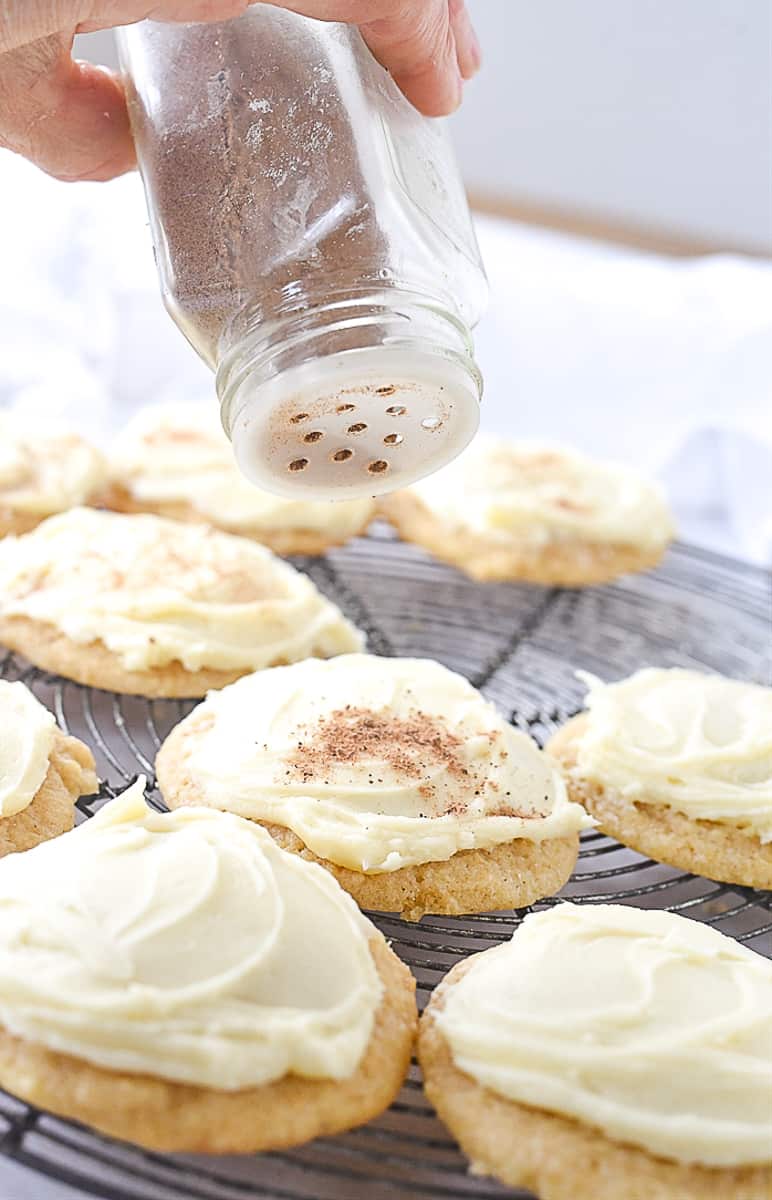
419, 904, 772, 1199
0, 679, 96, 855
0, 508, 363, 697
548, 668, 772, 888
0, 781, 416, 1151
103, 403, 374, 554
0, 413, 105, 536
381, 436, 674, 585
157, 654, 590, 919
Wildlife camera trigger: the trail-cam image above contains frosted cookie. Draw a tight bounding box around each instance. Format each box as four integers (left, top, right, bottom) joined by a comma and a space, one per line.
0, 413, 105, 537
547, 668, 772, 889
0, 780, 416, 1152
0, 680, 97, 855
381, 436, 674, 585
157, 654, 591, 920
0, 508, 363, 698
103, 403, 375, 554
419, 903, 772, 1200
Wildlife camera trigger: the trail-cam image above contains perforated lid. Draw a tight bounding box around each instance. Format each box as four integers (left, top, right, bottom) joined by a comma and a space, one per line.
229, 348, 481, 500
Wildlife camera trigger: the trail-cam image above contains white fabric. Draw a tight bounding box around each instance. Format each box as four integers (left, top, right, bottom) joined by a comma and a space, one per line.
1, 149, 770, 564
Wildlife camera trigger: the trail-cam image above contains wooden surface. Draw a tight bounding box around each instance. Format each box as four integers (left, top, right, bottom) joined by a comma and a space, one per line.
469, 191, 771, 259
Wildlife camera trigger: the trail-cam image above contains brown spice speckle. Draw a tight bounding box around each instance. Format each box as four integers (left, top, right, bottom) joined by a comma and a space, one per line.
287, 706, 471, 788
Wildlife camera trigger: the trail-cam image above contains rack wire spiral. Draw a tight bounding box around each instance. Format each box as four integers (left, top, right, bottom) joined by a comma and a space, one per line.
0, 524, 769, 1200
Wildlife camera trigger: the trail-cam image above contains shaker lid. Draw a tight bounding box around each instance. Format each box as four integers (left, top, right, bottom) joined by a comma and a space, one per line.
227, 346, 481, 501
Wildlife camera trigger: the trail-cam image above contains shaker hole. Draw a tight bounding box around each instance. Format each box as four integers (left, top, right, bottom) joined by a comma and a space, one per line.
368, 459, 389, 474
376, 385, 396, 396
421, 416, 442, 431
347, 423, 367, 434
303, 431, 324, 444
336, 403, 356, 414
383, 433, 403, 445
289, 412, 309, 424
288, 458, 308, 472
386, 405, 407, 416
333, 448, 353, 462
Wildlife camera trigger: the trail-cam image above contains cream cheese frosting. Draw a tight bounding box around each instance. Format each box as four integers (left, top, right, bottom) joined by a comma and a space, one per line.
0, 507, 363, 672
410, 436, 674, 550
437, 903, 772, 1167
0, 413, 105, 516
0, 780, 383, 1089
176, 654, 591, 872
0, 681, 57, 818
110, 403, 374, 536
574, 668, 772, 842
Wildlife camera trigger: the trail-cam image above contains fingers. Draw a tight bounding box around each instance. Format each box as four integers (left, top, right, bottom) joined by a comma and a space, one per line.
259, 0, 480, 116
448, 0, 480, 82
1, 3, 254, 50
0, 35, 135, 180
0, 0, 480, 184
360, 1, 462, 117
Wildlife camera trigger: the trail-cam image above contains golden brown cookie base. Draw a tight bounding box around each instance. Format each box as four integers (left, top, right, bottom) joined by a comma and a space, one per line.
0, 616, 296, 699
0, 490, 105, 539
101, 484, 373, 556
419, 958, 771, 1200
157, 713, 579, 920
548, 717, 772, 890
380, 492, 669, 586
0, 510, 46, 538
0, 729, 97, 857
0, 936, 415, 1153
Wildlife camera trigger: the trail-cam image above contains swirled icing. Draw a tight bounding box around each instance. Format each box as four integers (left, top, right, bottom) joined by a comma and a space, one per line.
0, 781, 382, 1088
173, 654, 590, 872
0, 508, 363, 671
410, 436, 674, 549
574, 668, 772, 840
437, 903, 772, 1166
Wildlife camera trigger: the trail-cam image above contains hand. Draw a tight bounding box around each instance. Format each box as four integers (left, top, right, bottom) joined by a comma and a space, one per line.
0, 2, 480, 182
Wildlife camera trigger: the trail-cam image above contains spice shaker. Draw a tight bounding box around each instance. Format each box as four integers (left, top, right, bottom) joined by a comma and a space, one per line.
118, 8, 487, 499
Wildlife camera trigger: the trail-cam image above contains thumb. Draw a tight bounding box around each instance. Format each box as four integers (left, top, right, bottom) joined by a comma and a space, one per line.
0, 35, 135, 181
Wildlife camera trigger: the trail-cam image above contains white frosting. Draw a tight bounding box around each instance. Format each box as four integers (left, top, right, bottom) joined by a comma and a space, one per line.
410, 436, 674, 549
438, 903, 772, 1167
0, 413, 105, 516
0, 781, 383, 1089
574, 668, 772, 841
175, 654, 591, 872
0, 681, 57, 818
110, 404, 374, 536
0, 508, 363, 672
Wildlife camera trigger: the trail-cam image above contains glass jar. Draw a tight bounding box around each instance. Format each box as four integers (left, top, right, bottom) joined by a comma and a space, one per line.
118, 8, 487, 498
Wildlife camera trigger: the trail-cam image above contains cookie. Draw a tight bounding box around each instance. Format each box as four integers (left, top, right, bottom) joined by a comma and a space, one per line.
0, 783, 416, 1151
0, 508, 363, 698
380, 436, 674, 585
0, 679, 97, 855
103, 403, 374, 554
547, 669, 772, 889
0, 412, 105, 536
419, 904, 772, 1199
157, 654, 590, 919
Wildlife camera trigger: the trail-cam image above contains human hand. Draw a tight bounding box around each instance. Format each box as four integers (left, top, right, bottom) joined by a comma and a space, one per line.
0, 2, 480, 182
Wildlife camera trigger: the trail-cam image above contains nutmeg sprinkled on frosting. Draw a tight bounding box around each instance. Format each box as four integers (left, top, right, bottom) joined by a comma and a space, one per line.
169, 655, 591, 871
289, 707, 468, 792
0, 508, 363, 673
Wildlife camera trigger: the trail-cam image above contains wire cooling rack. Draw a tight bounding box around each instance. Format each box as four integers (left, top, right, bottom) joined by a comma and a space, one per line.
0, 524, 770, 1200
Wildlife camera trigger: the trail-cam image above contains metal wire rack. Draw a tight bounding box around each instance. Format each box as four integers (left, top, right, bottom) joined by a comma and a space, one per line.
0, 524, 769, 1200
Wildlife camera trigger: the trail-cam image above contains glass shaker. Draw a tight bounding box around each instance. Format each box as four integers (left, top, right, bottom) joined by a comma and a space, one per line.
118, 8, 487, 498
